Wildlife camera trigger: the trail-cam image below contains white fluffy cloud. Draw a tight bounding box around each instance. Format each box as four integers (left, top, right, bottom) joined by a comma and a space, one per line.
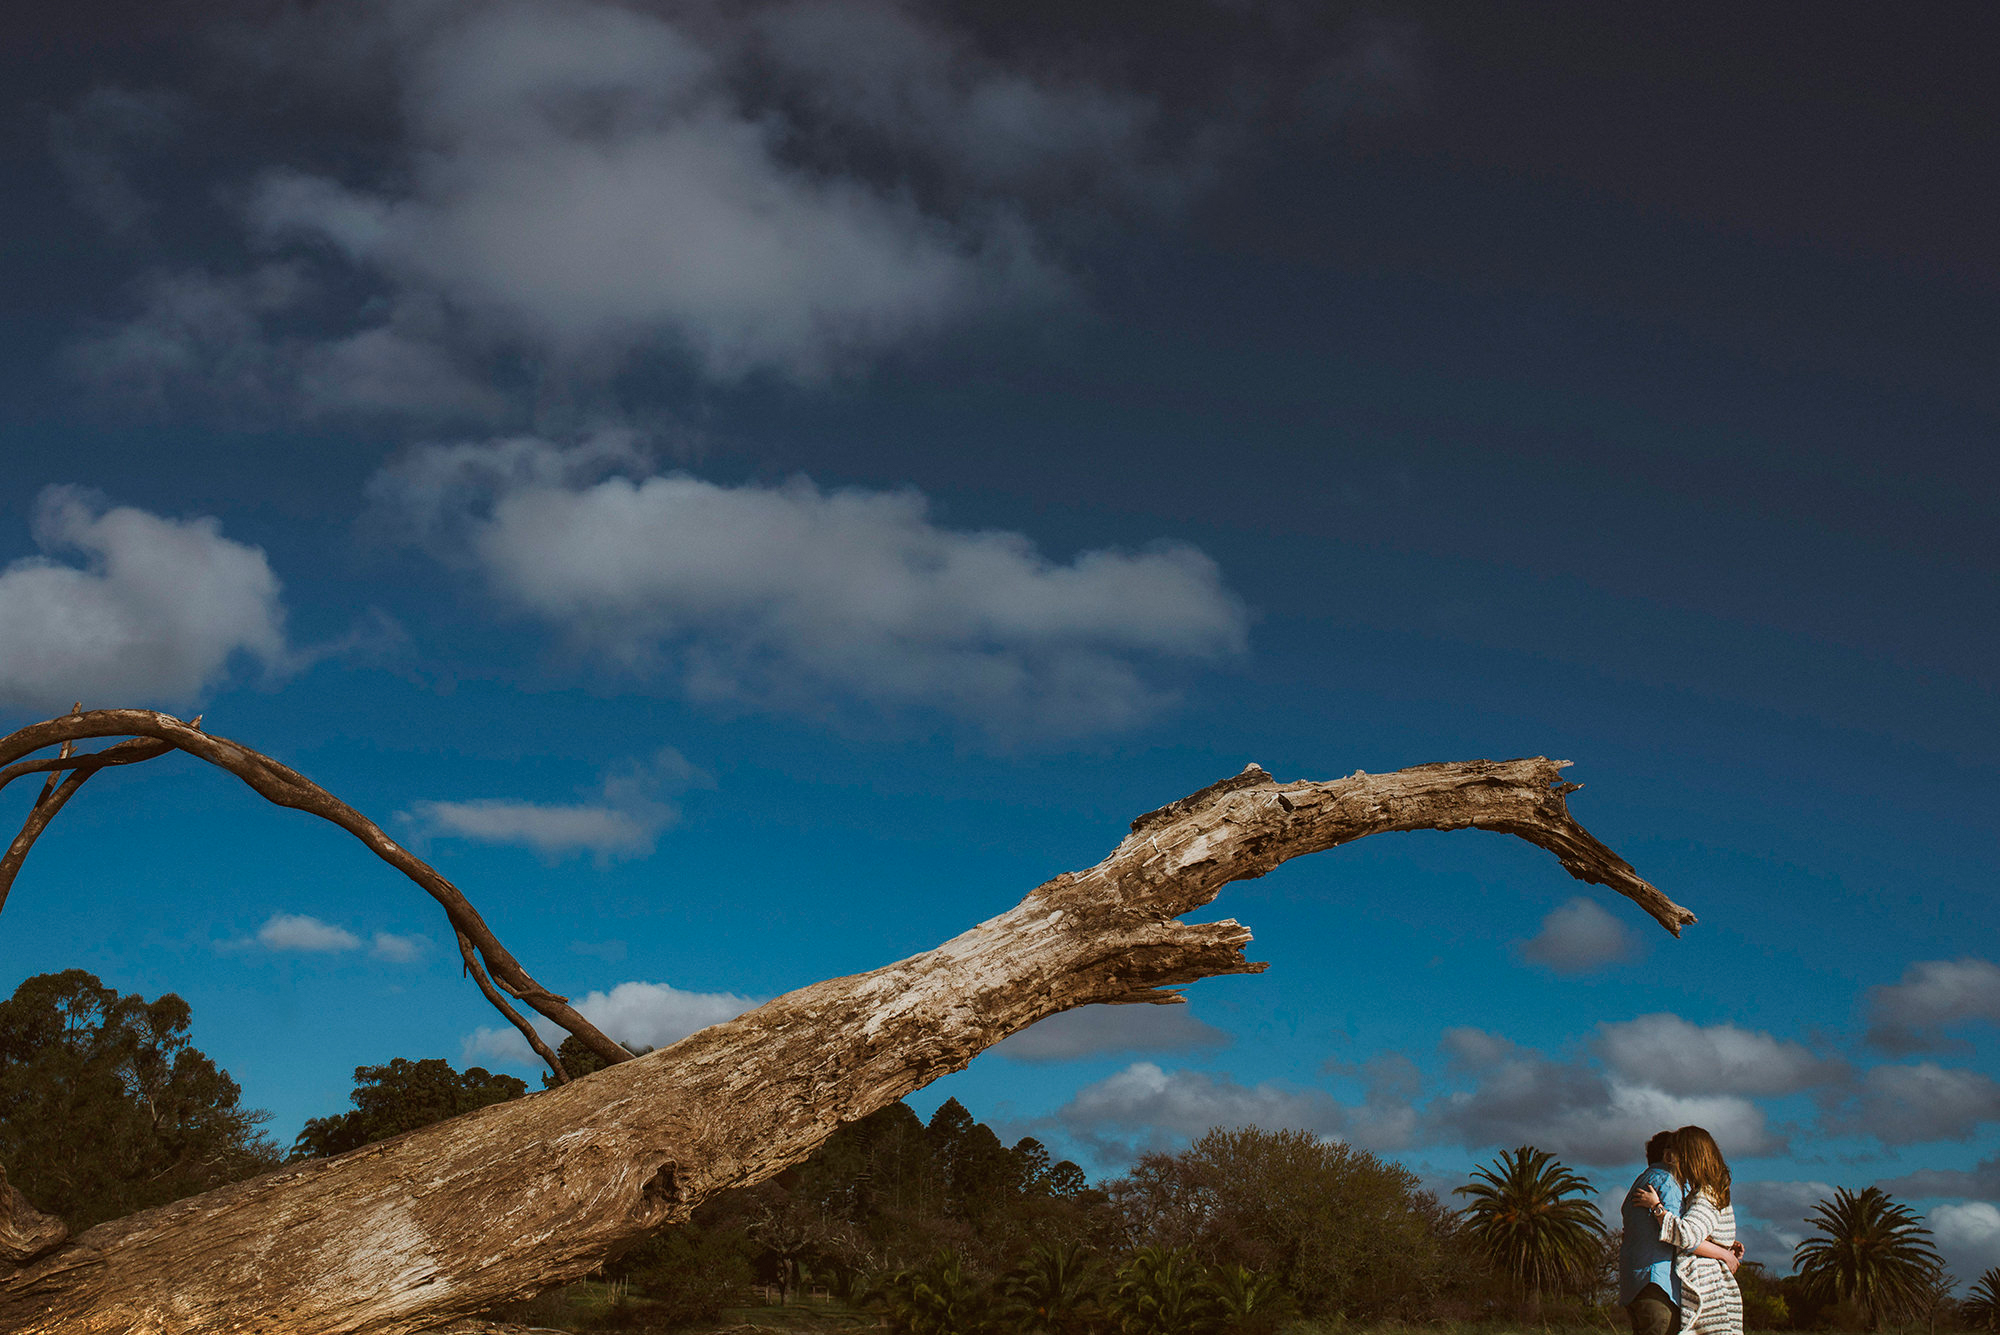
1595, 1014, 1844, 1098
464, 978, 757, 1065
1519, 897, 1633, 973
256, 913, 360, 952
409, 800, 664, 858
369, 932, 430, 963
371, 437, 1246, 732
1931, 1201, 2000, 1291
1866, 958, 2000, 1053
242, 913, 429, 963
404, 746, 705, 861
0, 487, 289, 710
1848, 1062, 2000, 1145
995, 1005, 1231, 1062
1431, 1026, 1781, 1165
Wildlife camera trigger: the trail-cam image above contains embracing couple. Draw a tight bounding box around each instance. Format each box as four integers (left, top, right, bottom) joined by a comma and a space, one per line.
1620, 1125, 1744, 1335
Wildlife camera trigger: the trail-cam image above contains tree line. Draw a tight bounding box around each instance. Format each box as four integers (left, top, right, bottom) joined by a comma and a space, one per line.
5, 971, 1997, 1332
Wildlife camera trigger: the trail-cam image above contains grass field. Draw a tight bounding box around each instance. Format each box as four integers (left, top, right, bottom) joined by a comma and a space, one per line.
475, 1283, 1646, 1335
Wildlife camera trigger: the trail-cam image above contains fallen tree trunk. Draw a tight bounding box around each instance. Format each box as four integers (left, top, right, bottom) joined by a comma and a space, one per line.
0, 756, 1690, 1334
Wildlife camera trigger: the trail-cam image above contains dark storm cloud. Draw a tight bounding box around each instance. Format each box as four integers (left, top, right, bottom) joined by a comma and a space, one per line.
57, 0, 1403, 419
1882, 1156, 2000, 1200
1429, 1026, 1782, 1166
46, 85, 182, 242
1865, 958, 2000, 1054
1837, 1062, 2000, 1146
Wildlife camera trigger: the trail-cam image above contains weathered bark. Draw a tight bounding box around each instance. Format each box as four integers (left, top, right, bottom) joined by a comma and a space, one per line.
0, 1166, 67, 1267
0, 753, 1690, 1334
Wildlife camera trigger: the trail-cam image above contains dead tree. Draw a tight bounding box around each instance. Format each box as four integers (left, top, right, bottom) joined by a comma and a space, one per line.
0, 709, 1693, 1334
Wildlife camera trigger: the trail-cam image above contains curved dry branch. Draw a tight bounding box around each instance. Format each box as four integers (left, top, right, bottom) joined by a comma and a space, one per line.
0, 737, 179, 916
454, 928, 568, 1081
0, 709, 632, 1074
1, 753, 1689, 1335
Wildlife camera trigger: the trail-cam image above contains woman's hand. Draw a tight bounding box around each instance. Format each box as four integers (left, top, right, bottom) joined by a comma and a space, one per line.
1723, 1248, 1741, 1276
1634, 1185, 1662, 1211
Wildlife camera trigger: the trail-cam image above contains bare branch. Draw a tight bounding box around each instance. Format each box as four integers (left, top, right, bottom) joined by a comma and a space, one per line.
0, 709, 632, 1072
454, 929, 571, 1083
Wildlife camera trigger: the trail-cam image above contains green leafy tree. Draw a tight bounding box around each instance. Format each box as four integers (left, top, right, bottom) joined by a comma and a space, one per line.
291, 1057, 526, 1159
1013, 1136, 1053, 1195
1792, 1186, 1945, 1329
1046, 1159, 1090, 1199
537, 1033, 650, 1089
616, 1220, 757, 1325
0, 969, 279, 1230
1964, 1266, 2000, 1332
1453, 1145, 1606, 1313
1000, 1239, 1103, 1334
1734, 1261, 1791, 1330
1111, 1125, 1447, 1318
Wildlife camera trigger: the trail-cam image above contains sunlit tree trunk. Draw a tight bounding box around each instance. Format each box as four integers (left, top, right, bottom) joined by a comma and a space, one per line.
1, 747, 1690, 1334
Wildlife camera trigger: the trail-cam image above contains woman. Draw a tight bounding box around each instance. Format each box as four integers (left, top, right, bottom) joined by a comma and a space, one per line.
1636, 1125, 1744, 1335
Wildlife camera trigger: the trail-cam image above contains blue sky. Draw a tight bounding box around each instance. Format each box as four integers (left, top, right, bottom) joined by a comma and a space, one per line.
3, 0, 1997, 1286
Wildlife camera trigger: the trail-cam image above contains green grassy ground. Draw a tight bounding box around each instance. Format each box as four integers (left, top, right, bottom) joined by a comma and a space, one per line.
477, 1284, 1643, 1335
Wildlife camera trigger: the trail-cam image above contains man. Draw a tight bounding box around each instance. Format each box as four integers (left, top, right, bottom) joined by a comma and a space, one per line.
1621, 1130, 1682, 1335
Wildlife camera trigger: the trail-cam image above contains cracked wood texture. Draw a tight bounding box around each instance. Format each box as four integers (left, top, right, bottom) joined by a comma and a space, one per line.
0, 756, 1690, 1334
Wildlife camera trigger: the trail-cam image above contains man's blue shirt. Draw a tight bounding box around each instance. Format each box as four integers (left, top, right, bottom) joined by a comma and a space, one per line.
1619, 1164, 1682, 1305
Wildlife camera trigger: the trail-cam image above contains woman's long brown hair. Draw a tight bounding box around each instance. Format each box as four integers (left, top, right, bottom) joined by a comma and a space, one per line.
1672, 1125, 1732, 1209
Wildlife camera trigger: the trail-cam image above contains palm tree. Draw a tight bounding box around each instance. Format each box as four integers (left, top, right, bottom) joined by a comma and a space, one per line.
1964, 1266, 2000, 1332
1001, 1240, 1103, 1334
1453, 1145, 1607, 1312
881, 1248, 989, 1335
1792, 1186, 1944, 1329
1206, 1263, 1294, 1328
1111, 1246, 1220, 1335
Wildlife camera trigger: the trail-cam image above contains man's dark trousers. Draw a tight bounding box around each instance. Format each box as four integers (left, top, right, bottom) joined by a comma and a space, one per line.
1627, 1281, 1679, 1335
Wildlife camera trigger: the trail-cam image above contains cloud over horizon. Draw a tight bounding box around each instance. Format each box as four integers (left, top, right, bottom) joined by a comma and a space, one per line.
1844, 1062, 2000, 1145
1429, 1026, 1783, 1166
1594, 1014, 1845, 1098
1056, 1062, 1355, 1159
996, 1004, 1232, 1062
464, 978, 758, 1065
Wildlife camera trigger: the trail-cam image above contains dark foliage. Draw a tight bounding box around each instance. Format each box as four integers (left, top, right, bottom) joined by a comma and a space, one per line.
1793, 1186, 1945, 1329
1453, 1145, 1606, 1310
0, 969, 279, 1230
290, 1056, 526, 1160
1110, 1125, 1458, 1319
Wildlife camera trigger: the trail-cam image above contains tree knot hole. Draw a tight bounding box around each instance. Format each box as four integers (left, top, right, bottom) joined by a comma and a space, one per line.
640, 1162, 681, 1219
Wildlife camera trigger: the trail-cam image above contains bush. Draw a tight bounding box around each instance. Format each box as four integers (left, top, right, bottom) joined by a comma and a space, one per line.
620, 1223, 756, 1325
